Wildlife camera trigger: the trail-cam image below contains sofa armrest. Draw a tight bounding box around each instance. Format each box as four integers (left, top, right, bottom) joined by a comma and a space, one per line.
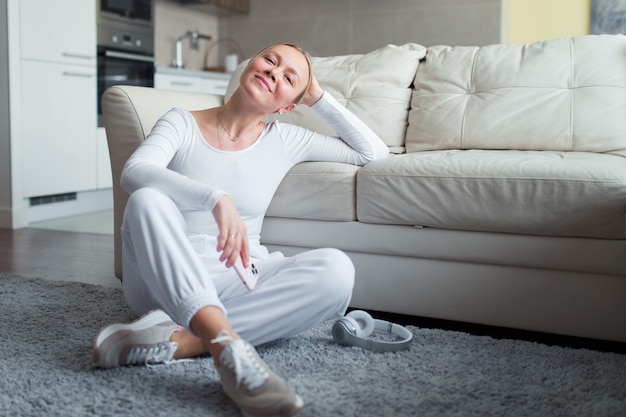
101, 85, 223, 279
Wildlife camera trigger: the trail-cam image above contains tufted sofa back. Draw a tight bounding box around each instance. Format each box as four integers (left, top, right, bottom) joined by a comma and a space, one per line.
226, 43, 427, 154
407, 35, 626, 156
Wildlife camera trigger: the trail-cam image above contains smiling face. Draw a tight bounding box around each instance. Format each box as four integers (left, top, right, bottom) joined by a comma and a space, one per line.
240, 44, 312, 114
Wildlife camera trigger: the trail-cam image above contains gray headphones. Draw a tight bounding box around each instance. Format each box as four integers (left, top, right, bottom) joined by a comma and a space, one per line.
332, 310, 413, 353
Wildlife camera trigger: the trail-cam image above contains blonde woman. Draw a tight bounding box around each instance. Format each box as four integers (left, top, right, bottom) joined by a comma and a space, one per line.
92, 43, 388, 417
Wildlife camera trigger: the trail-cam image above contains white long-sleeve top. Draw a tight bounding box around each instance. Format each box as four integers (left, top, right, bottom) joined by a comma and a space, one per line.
121, 92, 389, 261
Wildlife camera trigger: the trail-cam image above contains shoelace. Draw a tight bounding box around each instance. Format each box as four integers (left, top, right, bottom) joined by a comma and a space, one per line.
212, 330, 269, 389
125, 342, 178, 366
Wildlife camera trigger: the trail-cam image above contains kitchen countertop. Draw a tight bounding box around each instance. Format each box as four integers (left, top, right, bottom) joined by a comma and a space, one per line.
156, 66, 232, 80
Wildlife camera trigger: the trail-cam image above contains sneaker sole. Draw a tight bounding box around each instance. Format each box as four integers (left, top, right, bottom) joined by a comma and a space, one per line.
93, 309, 173, 348
240, 394, 304, 417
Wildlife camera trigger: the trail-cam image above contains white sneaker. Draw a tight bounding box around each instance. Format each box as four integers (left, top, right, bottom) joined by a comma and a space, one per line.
92, 310, 179, 369
212, 330, 304, 417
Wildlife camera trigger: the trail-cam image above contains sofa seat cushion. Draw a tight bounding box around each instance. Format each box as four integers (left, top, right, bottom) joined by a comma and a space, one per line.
266, 162, 359, 221
356, 150, 626, 239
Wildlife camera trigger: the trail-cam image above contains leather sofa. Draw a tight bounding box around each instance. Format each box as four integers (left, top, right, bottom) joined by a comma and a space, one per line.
103, 35, 626, 343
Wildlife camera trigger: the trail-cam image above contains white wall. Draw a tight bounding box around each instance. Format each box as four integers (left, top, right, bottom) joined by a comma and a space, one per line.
0, 0, 27, 228
0, 1, 10, 227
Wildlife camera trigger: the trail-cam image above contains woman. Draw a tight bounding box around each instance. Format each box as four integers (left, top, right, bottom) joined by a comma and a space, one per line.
92, 43, 389, 417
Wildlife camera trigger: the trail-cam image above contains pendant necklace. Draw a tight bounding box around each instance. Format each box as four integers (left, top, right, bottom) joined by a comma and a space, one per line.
215, 121, 224, 150
216, 109, 262, 142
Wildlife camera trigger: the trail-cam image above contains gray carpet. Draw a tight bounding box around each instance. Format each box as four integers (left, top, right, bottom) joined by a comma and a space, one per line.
1, 274, 625, 417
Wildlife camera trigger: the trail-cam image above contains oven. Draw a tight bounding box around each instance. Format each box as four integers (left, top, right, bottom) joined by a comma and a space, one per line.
97, 0, 154, 126
97, 44, 154, 126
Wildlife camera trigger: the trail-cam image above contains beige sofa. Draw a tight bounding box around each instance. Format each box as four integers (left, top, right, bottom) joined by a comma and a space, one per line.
103, 35, 626, 343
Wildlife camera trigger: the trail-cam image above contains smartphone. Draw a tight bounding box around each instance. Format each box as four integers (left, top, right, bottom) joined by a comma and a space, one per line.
233, 256, 259, 290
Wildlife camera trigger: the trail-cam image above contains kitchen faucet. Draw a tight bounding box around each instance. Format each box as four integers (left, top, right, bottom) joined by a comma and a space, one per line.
172, 30, 212, 69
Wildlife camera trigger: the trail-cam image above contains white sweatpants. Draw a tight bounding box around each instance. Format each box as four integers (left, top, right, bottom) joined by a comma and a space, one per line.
120, 187, 355, 347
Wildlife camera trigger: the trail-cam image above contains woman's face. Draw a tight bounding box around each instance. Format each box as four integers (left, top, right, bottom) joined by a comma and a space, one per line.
240, 44, 310, 114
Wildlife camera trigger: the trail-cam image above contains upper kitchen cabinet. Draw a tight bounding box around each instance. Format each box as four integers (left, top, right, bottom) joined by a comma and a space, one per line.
20, 0, 96, 65
178, 0, 249, 15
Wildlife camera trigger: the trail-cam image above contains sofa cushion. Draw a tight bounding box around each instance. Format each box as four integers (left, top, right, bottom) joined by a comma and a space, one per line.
266, 162, 359, 221
356, 150, 626, 239
226, 43, 426, 154
407, 35, 626, 157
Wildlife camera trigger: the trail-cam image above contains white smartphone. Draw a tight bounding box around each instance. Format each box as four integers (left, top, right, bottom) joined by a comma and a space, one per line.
233, 256, 259, 290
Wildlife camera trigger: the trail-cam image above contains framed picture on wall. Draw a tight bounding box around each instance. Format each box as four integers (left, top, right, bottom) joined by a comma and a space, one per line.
591, 0, 626, 34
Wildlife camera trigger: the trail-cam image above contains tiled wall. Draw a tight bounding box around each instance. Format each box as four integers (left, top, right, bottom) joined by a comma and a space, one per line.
218, 0, 502, 60
154, 0, 501, 70
154, 0, 219, 71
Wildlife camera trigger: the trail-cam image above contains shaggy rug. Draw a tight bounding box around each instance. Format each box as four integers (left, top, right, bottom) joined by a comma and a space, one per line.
0, 274, 624, 417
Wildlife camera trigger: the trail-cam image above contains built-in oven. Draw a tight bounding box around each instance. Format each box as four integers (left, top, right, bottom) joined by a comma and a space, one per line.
97, 0, 154, 126
97, 43, 154, 126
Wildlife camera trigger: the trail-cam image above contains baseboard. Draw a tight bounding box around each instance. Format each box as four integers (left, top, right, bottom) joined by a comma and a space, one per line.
358, 308, 626, 355
26, 188, 113, 223
0, 205, 28, 229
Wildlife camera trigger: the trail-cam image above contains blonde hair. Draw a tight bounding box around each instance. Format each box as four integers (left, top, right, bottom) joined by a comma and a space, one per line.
254, 43, 313, 105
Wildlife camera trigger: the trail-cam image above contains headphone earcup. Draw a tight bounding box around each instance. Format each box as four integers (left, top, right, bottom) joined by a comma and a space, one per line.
332, 316, 362, 345
346, 310, 375, 338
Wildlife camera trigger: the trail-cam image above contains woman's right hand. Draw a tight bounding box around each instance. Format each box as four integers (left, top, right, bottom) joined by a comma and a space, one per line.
300, 74, 324, 107
212, 195, 249, 268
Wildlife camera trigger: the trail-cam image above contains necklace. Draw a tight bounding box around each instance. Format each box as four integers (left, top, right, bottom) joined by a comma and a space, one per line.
216, 109, 262, 142
215, 121, 224, 150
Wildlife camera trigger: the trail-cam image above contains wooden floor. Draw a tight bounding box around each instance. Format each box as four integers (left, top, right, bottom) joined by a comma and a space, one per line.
1, 227, 624, 353
0, 227, 121, 289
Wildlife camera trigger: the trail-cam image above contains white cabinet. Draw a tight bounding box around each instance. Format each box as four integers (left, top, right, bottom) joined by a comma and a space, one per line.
19, 0, 98, 198
20, 0, 96, 65
204, 77, 230, 95
155, 70, 230, 96
155, 72, 206, 93
20, 60, 97, 197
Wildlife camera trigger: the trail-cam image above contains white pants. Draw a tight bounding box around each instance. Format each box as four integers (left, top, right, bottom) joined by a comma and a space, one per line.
121, 187, 355, 346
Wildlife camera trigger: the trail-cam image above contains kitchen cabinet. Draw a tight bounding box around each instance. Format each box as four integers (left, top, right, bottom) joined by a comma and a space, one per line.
19, 0, 98, 198
155, 69, 231, 95
179, 0, 249, 15
20, 60, 97, 197
20, 0, 96, 65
